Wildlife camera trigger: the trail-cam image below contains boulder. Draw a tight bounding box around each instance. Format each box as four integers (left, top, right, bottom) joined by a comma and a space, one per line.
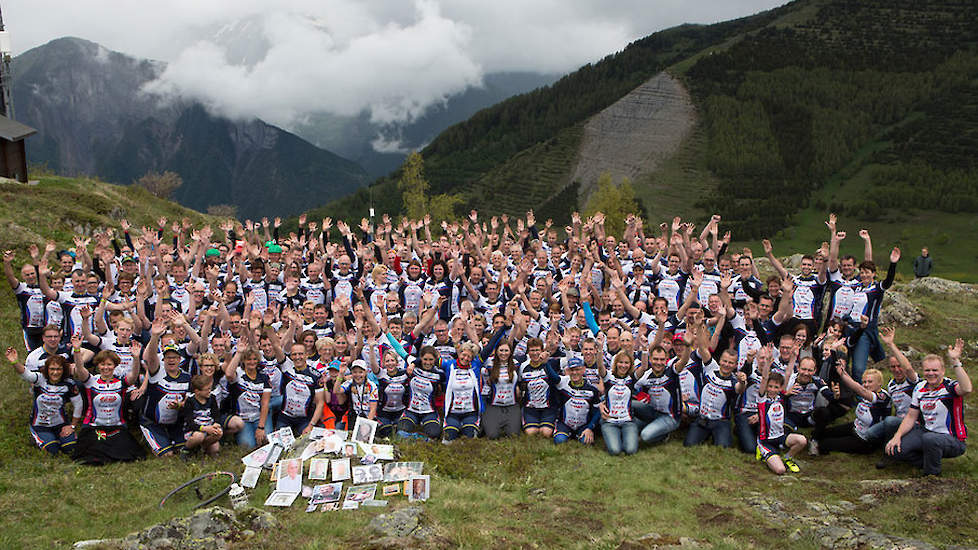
368, 506, 424, 538
72, 507, 274, 550
880, 291, 923, 326
905, 277, 977, 297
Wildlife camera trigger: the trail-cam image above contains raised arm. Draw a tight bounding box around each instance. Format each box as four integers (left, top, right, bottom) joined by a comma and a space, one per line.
947, 338, 972, 397
762, 239, 788, 279
859, 229, 873, 262
878, 326, 917, 383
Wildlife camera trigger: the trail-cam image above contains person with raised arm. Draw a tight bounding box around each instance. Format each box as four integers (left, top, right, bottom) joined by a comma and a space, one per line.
6, 348, 82, 456
847, 247, 900, 383
885, 339, 971, 476
809, 359, 891, 455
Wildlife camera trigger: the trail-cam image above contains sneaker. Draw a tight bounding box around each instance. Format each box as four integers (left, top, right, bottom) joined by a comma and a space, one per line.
808, 439, 819, 456
179, 447, 194, 462
755, 445, 762, 461
875, 455, 894, 470
783, 456, 801, 473
441, 438, 454, 446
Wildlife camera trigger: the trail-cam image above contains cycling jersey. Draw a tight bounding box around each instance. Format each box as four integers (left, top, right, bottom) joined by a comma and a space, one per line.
226, 368, 272, 422
853, 390, 891, 439
14, 283, 46, 329
785, 374, 833, 415
482, 365, 519, 407
179, 395, 221, 433
142, 368, 192, 425
757, 393, 787, 441
602, 373, 636, 423
520, 361, 559, 409
790, 274, 825, 321
405, 366, 445, 414
378, 369, 409, 413
443, 361, 482, 415
20, 370, 81, 428
635, 364, 683, 419
81, 375, 130, 427
280, 362, 324, 420
826, 270, 860, 321
688, 360, 738, 420
340, 379, 380, 419
552, 376, 601, 431
887, 377, 915, 417
910, 379, 967, 440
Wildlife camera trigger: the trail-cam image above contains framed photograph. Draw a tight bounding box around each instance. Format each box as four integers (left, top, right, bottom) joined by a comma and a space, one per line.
342, 442, 358, 457
331, 458, 351, 481
276, 458, 303, 494
341, 500, 360, 510
383, 462, 424, 482
358, 442, 394, 460
407, 475, 430, 502
345, 484, 377, 503
382, 484, 401, 497
321, 501, 340, 512
352, 464, 384, 484
351, 416, 378, 444
241, 466, 262, 489
264, 491, 299, 507
310, 482, 343, 504
308, 458, 329, 480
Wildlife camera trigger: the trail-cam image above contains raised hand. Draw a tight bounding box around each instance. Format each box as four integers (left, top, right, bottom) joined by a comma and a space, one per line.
5, 347, 18, 363
890, 247, 901, 263
2, 250, 13, 263
762, 239, 773, 255
825, 213, 837, 231
947, 338, 964, 363
879, 326, 895, 345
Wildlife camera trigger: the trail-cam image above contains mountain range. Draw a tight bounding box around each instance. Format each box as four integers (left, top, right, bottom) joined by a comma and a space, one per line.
13, 37, 369, 220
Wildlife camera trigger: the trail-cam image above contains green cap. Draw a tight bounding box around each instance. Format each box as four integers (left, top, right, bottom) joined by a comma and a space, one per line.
267, 244, 283, 254
205, 248, 221, 258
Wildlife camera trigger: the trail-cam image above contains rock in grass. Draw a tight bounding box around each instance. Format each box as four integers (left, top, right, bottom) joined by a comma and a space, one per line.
72, 507, 275, 550
880, 291, 923, 326
905, 277, 977, 297
368, 506, 424, 538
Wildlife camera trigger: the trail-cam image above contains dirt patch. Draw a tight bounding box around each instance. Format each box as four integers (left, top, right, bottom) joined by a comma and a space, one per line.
693, 503, 737, 525
868, 477, 977, 498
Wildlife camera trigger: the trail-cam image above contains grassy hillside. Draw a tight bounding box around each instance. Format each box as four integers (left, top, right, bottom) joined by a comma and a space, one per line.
0, 175, 976, 549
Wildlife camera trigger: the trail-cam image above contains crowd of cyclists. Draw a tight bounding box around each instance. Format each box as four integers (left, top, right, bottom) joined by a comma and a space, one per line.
2, 209, 970, 476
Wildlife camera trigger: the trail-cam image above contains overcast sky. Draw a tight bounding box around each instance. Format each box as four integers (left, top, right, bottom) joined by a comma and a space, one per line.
4, 0, 785, 127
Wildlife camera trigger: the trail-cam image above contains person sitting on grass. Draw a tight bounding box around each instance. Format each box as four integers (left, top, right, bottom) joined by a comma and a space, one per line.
179, 375, 224, 458
884, 339, 971, 476
756, 358, 806, 474
552, 357, 601, 445
810, 360, 891, 455
6, 350, 82, 456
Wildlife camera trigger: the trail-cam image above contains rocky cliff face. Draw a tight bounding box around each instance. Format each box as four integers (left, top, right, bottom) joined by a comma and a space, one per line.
12, 37, 368, 219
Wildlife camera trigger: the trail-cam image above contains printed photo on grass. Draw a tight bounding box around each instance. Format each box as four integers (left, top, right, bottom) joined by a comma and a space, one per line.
240, 466, 261, 488
351, 416, 378, 444
331, 458, 351, 481
358, 442, 394, 460
352, 464, 384, 484
308, 458, 329, 480
310, 482, 343, 504
383, 462, 424, 482
342, 442, 358, 457
345, 483, 377, 503
382, 484, 401, 497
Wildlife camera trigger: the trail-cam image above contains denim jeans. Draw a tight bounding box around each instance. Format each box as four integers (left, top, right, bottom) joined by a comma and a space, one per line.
639, 410, 680, 444
734, 412, 758, 454
850, 330, 872, 383
601, 420, 639, 455
237, 419, 260, 449
684, 418, 733, 448
893, 425, 967, 475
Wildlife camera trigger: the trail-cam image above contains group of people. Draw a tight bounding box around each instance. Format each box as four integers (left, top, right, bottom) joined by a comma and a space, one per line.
2, 209, 970, 475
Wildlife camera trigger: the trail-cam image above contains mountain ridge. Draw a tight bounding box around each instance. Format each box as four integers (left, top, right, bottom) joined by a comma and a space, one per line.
13, 36, 369, 219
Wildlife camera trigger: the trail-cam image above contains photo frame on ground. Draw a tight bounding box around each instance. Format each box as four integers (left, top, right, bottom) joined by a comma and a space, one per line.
308, 458, 329, 480
310, 482, 343, 504
241, 466, 261, 488
383, 462, 424, 482
276, 458, 303, 494
351, 416, 378, 444
407, 475, 430, 502
264, 491, 298, 507
352, 464, 384, 484
345, 484, 377, 503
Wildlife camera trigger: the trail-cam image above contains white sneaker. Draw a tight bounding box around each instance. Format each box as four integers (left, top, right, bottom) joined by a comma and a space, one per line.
441, 438, 453, 446
808, 439, 819, 456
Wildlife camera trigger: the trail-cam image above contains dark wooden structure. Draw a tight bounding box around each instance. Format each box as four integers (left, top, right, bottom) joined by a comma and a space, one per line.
0, 115, 35, 182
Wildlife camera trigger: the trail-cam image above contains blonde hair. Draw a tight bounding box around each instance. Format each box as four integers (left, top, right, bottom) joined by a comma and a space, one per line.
613, 350, 634, 376
863, 368, 883, 385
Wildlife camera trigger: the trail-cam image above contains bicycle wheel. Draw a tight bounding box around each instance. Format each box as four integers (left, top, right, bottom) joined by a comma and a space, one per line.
159, 471, 236, 509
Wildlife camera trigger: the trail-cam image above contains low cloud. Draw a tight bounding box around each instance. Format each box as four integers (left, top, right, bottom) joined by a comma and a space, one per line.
9, 0, 786, 128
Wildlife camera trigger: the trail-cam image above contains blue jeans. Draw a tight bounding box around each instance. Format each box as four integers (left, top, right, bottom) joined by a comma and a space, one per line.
267, 394, 283, 425
276, 414, 310, 436
639, 410, 680, 444
850, 330, 872, 383
684, 418, 733, 448
601, 420, 639, 455
237, 419, 265, 449
734, 412, 759, 454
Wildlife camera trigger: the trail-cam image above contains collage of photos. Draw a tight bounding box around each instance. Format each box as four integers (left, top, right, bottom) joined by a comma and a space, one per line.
240, 425, 429, 512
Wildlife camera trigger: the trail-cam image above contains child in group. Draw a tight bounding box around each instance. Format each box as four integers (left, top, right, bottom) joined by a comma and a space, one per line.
756, 359, 807, 474
179, 375, 224, 458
